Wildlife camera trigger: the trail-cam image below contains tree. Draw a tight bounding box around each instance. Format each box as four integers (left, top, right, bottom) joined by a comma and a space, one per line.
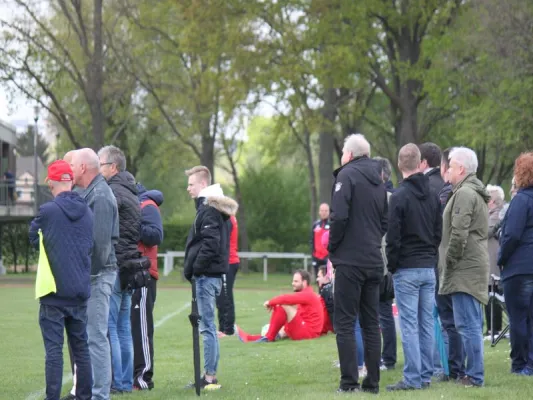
109, 0, 255, 179
424, 0, 533, 184
365, 0, 463, 149
16, 125, 51, 166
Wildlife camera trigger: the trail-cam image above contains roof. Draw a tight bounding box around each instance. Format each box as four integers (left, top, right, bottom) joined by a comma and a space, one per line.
16, 156, 46, 181
0, 119, 17, 145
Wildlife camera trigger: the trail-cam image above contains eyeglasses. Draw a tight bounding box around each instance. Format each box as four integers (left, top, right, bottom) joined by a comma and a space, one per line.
100, 162, 112, 167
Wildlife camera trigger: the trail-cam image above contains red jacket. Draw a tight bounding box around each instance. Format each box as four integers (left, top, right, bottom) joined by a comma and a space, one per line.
229, 215, 240, 264
268, 286, 324, 335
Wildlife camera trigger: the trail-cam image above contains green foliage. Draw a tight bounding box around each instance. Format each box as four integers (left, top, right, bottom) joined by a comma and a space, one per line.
1, 222, 36, 272
16, 126, 51, 166
158, 223, 190, 253
239, 164, 310, 253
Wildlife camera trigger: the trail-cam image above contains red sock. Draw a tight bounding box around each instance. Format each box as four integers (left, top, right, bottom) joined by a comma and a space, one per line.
246, 334, 263, 341
236, 325, 262, 342
265, 306, 287, 342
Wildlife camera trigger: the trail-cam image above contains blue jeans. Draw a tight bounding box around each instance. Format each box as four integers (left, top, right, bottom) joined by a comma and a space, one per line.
196, 276, 222, 375
39, 304, 92, 400
109, 276, 133, 391
503, 274, 533, 373
393, 268, 435, 388
88, 269, 116, 400
354, 319, 364, 368
451, 292, 484, 385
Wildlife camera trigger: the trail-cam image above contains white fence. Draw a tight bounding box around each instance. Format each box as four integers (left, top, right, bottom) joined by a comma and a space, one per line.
157, 251, 311, 281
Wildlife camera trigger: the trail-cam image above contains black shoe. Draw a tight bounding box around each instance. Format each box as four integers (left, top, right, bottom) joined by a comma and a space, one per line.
422, 382, 430, 389
386, 381, 418, 391
336, 387, 360, 393
433, 373, 450, 382
59, 395, 76, 400
456, 376, 483, 388
110, 387, 123, 395
133, 381, 154, 391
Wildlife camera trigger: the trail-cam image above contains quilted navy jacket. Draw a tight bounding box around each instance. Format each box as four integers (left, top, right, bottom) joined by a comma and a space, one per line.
29, 191, 94, 306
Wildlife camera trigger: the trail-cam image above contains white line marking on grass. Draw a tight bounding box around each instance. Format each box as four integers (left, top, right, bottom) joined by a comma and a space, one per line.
25, 302, 189, 400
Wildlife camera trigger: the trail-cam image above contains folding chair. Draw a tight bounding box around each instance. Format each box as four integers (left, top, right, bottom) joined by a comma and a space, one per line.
489, 274, 510, 347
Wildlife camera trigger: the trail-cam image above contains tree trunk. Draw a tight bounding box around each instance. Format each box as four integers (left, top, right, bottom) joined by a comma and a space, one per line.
304, 130, 318, 225
89, 0, 105, 150
319, 88, 337, 207
199, 113, 215, 178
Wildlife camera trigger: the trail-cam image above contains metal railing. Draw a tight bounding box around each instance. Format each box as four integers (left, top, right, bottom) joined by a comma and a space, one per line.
0, 182, 53, 217
157, 251, 310, 281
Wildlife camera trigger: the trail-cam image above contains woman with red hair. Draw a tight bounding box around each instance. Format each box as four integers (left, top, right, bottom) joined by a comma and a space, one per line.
498, 152, 533, 376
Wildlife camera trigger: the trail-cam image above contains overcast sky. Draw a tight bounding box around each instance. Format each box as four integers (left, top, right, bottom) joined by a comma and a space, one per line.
0, 0, 40, 130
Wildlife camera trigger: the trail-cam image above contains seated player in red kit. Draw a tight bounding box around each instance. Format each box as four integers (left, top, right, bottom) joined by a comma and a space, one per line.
236, 270, 324, 342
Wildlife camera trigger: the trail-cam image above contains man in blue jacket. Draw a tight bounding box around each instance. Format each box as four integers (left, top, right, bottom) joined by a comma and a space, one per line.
132, 183, 164, 391
29, 160, 94, 400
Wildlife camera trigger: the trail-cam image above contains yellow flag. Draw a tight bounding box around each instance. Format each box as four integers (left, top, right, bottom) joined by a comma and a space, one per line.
35, 229, 57, 299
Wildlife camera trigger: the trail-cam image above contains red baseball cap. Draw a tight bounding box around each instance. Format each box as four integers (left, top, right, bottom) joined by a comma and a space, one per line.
46, 160, 73, 182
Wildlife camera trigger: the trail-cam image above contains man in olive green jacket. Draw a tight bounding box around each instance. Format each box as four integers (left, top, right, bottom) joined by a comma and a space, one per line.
438, 147, 490, 388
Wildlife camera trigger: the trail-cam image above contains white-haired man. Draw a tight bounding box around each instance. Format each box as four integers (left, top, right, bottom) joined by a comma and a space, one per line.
439, 147, 490, 388
328, 133, 388, 394
63, 148, 120, 400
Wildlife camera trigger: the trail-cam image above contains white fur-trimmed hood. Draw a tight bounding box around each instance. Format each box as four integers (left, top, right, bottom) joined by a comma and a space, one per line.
198, 184, 239, 216
205, 196, 239, 216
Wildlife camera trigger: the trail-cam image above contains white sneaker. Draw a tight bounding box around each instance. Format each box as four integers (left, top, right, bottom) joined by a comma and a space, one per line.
359, 366, 368, 378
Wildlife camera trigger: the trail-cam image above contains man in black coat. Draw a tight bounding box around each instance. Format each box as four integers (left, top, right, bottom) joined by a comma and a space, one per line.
385, 144, 442, 391
99, 145, 142, 394
328, 133, 388, 394
184, 166, 238, 390
419, 142, 445, 196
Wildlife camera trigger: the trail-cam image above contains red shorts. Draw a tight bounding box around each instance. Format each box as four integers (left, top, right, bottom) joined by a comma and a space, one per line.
284, 313, 320, 341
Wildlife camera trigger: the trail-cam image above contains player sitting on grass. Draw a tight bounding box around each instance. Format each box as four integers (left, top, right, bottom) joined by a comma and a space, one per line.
236, 270, 324, 342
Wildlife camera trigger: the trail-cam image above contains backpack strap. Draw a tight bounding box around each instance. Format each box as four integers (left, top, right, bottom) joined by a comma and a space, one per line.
140, 199, 158, 210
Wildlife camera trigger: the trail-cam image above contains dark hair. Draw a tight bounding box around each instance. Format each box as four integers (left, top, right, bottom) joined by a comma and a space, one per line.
419, 142, 442, 168
441, 148, 451, 169
294, 269, 311, 285
317, 266, 327, 277
373, 156, 392, 182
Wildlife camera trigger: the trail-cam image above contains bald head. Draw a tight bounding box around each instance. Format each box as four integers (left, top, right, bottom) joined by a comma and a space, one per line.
63, 150, 78, 164
71, 148, 101, 188
398, 144, 421, 176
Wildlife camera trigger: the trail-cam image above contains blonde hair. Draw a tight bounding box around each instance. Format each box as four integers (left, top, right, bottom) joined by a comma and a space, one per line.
486, 184, 505, 207
398, 143, 421, 172
185, 165, 212, 185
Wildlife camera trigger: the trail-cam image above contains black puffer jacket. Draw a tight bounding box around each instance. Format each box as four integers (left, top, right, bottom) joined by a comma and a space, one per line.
184, 185, 239, 281
108, 171, 142, 266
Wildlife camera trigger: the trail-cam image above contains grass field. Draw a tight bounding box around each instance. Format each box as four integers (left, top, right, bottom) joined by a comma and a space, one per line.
1, 271, 532, 399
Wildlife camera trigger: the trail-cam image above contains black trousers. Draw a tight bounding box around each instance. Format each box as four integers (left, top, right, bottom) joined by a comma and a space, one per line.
485, 284, 503, 333
216, 263, 239, 335
334, 265, 382, 392
131, 278, 157, 390
379, 299, 397, 367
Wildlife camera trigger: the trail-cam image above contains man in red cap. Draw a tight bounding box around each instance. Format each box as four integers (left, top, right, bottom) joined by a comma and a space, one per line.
29, 160, 95, 400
